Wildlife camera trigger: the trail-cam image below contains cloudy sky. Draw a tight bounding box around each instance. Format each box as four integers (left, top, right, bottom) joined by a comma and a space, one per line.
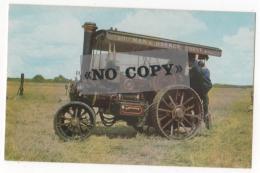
8, 5, 255, 85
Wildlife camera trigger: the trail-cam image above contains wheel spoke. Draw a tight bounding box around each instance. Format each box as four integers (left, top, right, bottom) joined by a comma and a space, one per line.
75, 107, 79, 117
185, 113, 201, 120
57, 122, 69, 127
61, 113, 71, 119
77, 125, 83, 137
83, 125, 90, 132
158, 108, 172, 113
170, 124, 174, 136
180, 92, 184, 105
185, 104, 195, 112
183, 96, 194, 106
72, 106, 77, 118
162, 119, 173, 129
161, 97, 172, 109
175, 89, 178, 101
168, 95, 176, 107
176, 121, 180, 136
183, 117, 193, 127
67, 110, 74, 117
71, 126, 77, 138
159, 114, 170, 121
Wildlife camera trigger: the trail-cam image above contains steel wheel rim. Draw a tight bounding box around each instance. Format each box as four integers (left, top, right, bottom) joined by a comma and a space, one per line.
55, 103, 95, 140
156, 86, 203, 139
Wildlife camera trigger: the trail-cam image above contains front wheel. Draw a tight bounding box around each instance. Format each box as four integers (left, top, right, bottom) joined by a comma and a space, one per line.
54, 101, 96, 141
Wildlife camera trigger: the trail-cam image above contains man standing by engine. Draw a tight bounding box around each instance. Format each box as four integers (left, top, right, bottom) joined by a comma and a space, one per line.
189, 53, 212, 129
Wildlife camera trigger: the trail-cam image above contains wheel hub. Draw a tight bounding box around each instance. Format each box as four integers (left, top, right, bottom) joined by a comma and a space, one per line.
174, 107, 185, 119
71, 117, 79, 126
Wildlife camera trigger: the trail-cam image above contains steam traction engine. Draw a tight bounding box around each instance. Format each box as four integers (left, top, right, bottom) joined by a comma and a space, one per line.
54, 22, 222, 141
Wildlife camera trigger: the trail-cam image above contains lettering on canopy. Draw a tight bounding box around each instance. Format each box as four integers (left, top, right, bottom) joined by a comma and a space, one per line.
106, 32, 221, 57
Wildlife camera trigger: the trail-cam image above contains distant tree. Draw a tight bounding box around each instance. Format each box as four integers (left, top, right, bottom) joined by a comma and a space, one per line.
32, 74, 45, 82
53, 75, 68, 83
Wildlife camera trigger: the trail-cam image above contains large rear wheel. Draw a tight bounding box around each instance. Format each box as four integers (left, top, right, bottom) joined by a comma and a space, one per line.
151, 85, 203, 140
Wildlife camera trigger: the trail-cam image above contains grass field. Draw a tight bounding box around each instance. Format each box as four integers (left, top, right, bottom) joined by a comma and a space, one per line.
5, 81, 253, 167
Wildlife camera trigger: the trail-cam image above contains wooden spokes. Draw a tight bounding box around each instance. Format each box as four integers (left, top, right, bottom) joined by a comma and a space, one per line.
54, 101, 95, 141
152, 86, 203, 140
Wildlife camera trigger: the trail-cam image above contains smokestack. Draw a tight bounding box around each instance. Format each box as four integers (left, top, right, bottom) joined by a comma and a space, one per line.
82, 22, 97, 55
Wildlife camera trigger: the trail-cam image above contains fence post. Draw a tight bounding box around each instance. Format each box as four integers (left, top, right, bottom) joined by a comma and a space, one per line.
17, 73, 24, 96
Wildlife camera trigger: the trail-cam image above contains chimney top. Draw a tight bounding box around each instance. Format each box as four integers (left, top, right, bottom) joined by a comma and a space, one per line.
82, 22, 97, 32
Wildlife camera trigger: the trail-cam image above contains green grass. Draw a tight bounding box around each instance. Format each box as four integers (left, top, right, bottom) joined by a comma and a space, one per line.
5, 81, 253, 167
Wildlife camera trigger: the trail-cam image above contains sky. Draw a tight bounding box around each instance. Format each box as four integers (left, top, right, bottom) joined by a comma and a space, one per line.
8, 5, 255, 85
